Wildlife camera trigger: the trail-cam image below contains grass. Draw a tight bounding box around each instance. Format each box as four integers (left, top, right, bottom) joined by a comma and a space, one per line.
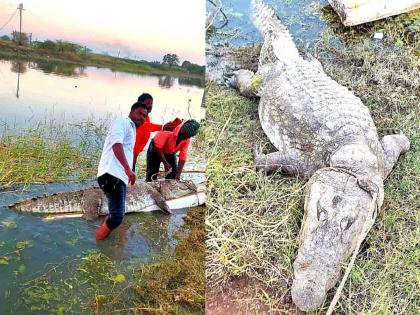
205, 4, 419, 314
0, 117, 109, 189
205, 83, 306, 314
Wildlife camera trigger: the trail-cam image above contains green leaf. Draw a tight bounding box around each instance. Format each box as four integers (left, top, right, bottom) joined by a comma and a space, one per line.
18, 264, 26, 274
15, 240, 32, 250
113, 274, 126, 283
395, 38, 404, 48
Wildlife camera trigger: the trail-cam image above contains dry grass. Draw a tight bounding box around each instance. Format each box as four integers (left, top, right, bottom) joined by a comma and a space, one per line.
205, 82, 306, 313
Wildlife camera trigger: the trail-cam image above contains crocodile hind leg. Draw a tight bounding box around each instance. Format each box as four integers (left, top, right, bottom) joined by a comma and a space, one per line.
381, 133, 410, 178
82, 189, 104, 220
254, 148, 318, 178
145, 183, 171, 214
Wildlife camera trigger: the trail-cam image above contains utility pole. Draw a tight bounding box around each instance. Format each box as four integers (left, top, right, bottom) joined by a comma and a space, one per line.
18, 3, 24, 45
29, 32, 32, 46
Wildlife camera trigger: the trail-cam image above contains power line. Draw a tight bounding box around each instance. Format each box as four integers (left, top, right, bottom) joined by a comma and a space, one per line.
0, 8, 18, 33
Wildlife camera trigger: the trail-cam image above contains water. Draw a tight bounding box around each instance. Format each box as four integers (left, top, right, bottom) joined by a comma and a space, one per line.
0, 181, 191, 313
207, 0, 329, 48
0, 56, 205, 134
208, 0, 419, 51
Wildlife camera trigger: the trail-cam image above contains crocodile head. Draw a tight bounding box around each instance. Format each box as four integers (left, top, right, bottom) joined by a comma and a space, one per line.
291, 168, 383, 312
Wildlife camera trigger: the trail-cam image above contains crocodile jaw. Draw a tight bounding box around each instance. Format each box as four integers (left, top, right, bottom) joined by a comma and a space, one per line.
292, 168, 383, 311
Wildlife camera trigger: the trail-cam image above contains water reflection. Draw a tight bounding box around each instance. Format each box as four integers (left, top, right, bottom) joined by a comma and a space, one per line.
179, 76, 205, 87
31, 60, 87, 77
158, 75, 175, 88
10, 60, 27, 74
0, 56, 205, 132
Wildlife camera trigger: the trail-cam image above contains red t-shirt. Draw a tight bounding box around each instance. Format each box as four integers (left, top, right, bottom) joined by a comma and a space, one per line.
153, 124, 190, 161
133, 116, 162, 156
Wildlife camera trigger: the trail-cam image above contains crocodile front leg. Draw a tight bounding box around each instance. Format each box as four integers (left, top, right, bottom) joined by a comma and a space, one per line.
255, 148, 320, 178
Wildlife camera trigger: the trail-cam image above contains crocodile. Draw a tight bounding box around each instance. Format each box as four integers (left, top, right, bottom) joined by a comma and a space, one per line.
223, 1, 410, 312
8, 180, 206, 220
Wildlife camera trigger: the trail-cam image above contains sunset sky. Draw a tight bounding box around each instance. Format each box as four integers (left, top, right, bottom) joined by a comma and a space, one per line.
0, 0, 205, 64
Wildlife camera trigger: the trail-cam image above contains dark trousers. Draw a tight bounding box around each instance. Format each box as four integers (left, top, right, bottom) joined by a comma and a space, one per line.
146, 140, 177, 182
97, 173, 126, 230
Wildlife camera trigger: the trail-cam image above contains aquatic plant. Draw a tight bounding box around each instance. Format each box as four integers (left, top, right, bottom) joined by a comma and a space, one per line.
18, 207, 205, 314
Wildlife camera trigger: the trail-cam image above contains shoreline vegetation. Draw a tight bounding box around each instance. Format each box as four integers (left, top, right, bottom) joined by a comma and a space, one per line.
0, 118, 108, 189
205, 2, 419, 314
0, 39, 205, 79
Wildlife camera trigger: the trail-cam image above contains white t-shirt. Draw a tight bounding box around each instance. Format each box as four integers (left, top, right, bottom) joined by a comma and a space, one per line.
97, 117, 136, 185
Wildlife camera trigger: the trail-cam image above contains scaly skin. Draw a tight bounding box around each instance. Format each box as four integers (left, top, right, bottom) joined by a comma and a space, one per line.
9, 180, 202, 219
225, 1, 410, 312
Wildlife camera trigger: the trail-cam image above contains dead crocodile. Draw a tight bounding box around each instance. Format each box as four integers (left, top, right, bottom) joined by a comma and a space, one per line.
8, 180, 206, 220
225, 1, 410, 312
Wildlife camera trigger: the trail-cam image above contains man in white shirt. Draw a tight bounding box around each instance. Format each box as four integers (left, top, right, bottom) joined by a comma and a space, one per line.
96, 101, 149, 240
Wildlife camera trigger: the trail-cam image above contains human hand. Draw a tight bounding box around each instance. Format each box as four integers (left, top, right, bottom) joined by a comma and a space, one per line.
163, 162, 172, 173
125, 167, 136, 185
175, 172, 181, 180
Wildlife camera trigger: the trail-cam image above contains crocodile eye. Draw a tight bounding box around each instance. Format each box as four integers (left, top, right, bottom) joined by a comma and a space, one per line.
332, 195, 342, 208
316, 199, 328, 222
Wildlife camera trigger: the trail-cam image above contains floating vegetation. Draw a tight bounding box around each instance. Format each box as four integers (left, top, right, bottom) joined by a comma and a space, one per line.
0, 256, 11, 265
16, 207, 205, 314
1, 220, 17, 229
14, 264, 26, 275
15, 240, 32, 251
0, 240, 32, 268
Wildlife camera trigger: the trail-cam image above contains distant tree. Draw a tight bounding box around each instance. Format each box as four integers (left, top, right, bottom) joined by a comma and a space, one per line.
186, 64, 205, 74
162, 53, 179, 67
0, 35, 10, 41
31, 40, 43, 48
181, 60, 192, 68
39, 40, 57, 51
180, 60, 205, 75
11, 31, 29, 45
55, 40, 84, 53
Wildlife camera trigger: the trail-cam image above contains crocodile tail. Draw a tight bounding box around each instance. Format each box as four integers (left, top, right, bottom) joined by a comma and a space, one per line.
8, 188, 91, 213
250, 0, 300, 62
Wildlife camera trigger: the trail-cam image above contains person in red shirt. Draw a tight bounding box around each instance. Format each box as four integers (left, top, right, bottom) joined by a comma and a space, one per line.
132, 93, 181, 171
146, 119, 200, 181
